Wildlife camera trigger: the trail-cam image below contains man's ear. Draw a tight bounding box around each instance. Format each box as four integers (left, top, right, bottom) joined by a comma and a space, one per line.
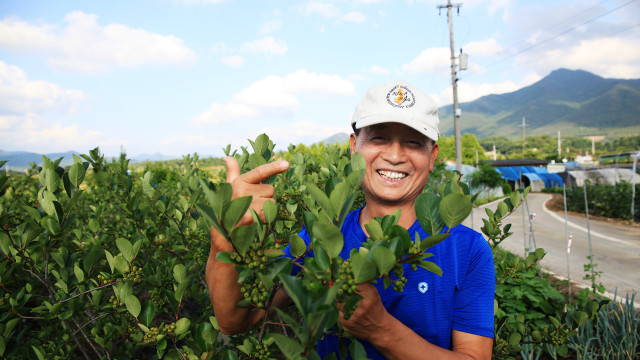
349, 133, 358, 155
429, 143, 439, 172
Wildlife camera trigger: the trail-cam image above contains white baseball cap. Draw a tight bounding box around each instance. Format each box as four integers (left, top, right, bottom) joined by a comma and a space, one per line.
351, 80, 440, 142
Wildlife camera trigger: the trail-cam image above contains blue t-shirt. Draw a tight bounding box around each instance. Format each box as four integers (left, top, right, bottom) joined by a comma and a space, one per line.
285, 207, 495, 359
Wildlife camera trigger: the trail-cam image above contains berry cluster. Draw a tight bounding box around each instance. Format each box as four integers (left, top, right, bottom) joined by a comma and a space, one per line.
161, 322, 176, 336
108, 295, 124, 308
150, 290, 164, 307
251, 342, 272, 360
124, 265, 142, 283
142, 327, 161, 343
336, 259, 356, 297
192, 247, 207, 264
240, 281, 269, 308
0, 293, 9, 306
139, 323, 175, 343
391, 266, 408, 293
335, 259, 359, 320
96, 273, 110, 286
229, 243, 268, 270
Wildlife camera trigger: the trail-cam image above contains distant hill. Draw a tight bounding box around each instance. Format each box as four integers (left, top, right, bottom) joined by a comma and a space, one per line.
318, 132, 349, 145
0, 150, 81, 172
439, 68, 640, 139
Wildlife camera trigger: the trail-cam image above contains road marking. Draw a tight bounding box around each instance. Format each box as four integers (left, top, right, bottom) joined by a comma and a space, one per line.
542, 196, 638, 247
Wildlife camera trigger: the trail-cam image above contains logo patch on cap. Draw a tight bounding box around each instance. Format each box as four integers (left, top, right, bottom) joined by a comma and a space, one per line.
386, 85, 415, 109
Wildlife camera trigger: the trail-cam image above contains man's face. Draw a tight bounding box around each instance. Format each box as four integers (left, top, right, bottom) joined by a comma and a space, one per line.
350, 122, 439, 207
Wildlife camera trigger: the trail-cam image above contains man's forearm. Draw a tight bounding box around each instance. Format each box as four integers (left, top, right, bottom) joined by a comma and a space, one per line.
205, 230, 264, 334
367, 315, 492, 360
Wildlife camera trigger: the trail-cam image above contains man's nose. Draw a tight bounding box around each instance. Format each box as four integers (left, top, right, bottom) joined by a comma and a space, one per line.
382, 140, 405, 164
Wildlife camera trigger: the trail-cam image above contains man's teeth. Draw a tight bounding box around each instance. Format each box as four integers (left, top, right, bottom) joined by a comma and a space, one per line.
378, 170, 407, 180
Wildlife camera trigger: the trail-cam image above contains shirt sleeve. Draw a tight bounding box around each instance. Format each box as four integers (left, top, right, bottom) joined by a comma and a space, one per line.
452, 233, 495, 338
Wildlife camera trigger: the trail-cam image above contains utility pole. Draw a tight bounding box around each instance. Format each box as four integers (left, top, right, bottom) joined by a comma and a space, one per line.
521, 117, 527, 158
438, 0, 463, 172
558, 130, 561, 159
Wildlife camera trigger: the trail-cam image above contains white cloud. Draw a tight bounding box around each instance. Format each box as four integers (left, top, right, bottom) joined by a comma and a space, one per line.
521, 36, 640, 79
0, 115, 124, 154
369, 65, 390, 75
259, 20, 282, 35
0, 62, 123, 153
211, 42, 231, 53
241, 37, 288, 55
402, 47, 451, 74
0, 11, 196, 74
343, 12, 367, 23
220, 55, 245, 67
300, 1, 341, 18
260, 120, 350, 143
463, 38, 503, 57
299, 1, 367, 24
437, 73, 540, 105
192, 70, 355, 125
0, 61, 85, 115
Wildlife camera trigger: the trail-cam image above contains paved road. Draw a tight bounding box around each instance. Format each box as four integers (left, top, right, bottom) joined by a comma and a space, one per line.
463, 193, 640, 302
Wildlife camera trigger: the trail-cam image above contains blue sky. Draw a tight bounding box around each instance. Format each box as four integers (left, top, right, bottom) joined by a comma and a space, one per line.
1, 0, 639, 158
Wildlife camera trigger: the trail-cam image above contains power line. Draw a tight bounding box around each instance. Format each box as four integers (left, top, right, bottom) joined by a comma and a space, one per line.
467, 0, 640, 76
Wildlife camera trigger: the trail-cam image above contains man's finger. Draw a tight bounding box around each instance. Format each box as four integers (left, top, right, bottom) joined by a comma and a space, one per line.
240, 160, 289, 184
224, 157, 240, 183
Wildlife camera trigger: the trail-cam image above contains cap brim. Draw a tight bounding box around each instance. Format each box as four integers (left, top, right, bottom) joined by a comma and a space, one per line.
354, 114, 439, 142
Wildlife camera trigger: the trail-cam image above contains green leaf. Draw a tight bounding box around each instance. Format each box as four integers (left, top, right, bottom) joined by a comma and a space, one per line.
116, 238, 134, 263
312, 223, 344, 259
263, 200, 277, 224
289, 234, 307, 258
508, 332, 522, 347
415, 192, 445, 236
439, 193, 472, 229
174, 318, 191, 336
497, 201, 508, 218
223, 196, 252, 231
509, 191, 521, 208
329, 182, 348, 220
212, 183, 232, 219
113, 255, 129, 273
40, 190, 57, 217
349, 340, 367, 360
220, 350, 238, 360
140, 300, 156, 327
307, 183, 334, 221
419, 233, 450, 251
371, 247, 395, 275
364, 220, 384, 241
104, 250, 115, 273
173, 264, 186, 284
270, 333, 304, 360
142, 171, 156, 199
68, 163, 85, 187
124, 294, 141, 318
73, 265, 84, 283
419, 261, 443, 276
45, 167, 61, 193
31, 346, 45, 360
351, 251, 377, 283
230, 223, 257, 257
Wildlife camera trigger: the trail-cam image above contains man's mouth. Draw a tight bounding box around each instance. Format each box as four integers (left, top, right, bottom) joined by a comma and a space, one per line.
377, 170, 407, 180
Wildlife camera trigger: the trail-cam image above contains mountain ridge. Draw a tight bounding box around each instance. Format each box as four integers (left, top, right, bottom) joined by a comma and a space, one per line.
439, 68, 640, 138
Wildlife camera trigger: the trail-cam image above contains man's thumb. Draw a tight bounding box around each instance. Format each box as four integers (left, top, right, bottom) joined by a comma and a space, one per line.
223, 157, 240, 183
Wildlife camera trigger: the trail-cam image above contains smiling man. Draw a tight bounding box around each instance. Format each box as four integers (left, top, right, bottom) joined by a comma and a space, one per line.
206, 80, 495, 360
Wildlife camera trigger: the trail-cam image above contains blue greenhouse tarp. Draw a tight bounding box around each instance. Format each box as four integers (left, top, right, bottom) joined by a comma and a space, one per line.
496, 166, 563, 188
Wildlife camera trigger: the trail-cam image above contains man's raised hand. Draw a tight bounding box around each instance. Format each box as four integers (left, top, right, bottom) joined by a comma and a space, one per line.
224, 156, 289, 227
